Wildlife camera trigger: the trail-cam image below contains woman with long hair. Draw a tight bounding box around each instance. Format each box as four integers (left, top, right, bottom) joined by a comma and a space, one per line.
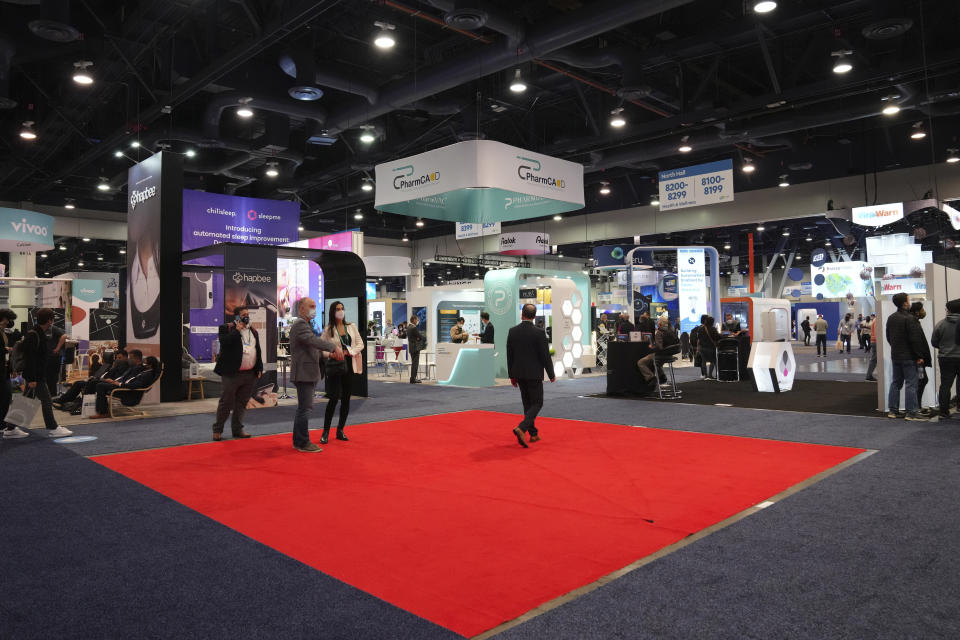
320, 300, 364, 444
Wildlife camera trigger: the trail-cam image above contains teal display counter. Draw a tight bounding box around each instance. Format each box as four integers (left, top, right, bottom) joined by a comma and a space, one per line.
436, 343, 495, 388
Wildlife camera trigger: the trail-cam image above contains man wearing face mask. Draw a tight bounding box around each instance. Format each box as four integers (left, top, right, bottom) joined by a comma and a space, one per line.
212, 306, 263, 441
0, 308, 28, 439
289, 297, 343, 452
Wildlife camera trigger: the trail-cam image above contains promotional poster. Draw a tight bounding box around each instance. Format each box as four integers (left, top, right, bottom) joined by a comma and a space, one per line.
182, 189, 299, 251
224, 244, 278, 386
126, 153, 164, 355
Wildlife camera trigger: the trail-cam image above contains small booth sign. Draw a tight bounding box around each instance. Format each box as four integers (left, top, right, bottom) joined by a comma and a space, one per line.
852, 202, 904, 227
499, 232, 549, 255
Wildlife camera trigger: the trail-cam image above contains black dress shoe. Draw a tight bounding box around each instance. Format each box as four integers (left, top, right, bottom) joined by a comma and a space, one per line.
320, 428, 330, 445
513, 427, 529, 448
336, 429, 349, 441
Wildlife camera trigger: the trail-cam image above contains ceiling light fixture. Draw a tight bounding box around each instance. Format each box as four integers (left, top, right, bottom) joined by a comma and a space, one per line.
723, 242, 731, 250
805, 235, 813, 242
96, 178, 110, 192
910, 122, 927, 140
97, 255, 103, 261
678, 135, 692, 153
185, 149, 196, 158
114, 150, 124, 158
831, 50, 853, 74
509, 68, 527, 93
359, 125, 377, 144
298, 224, 304, 232
373, 21, 396, 49
72, 61, 94, 85
82, 237, 90, 242
599, 181, 611, 195
40, 253, 47, 258
361, 178, 374, 192
650, 196, 660, 206
19, 121, 37, 140
742, 158, 756, 173
59, 245, 67, 251
415, 218, 424, 228
402, 234, 409, 242
553, 215, 563, 221
882, 104, 901, 116
782, 229, 791, 236
778, 174, 790, 187
77, 261, 84, 267
947, 149, 960, 164
756, 224, 765, 231
64, 199, 75, 209
236, 97, 254, 118
130, 140, 140, 149
609, 107, 626, 128
265, 161, 279, 177
354, 209, 364, 220
119, 249, 126, 254
753, 1, 777, 13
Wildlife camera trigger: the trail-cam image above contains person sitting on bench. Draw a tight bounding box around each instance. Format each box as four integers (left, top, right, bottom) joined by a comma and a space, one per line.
54, 349, 130, 411
637, 317, 679, 385
88, 350, 155, 418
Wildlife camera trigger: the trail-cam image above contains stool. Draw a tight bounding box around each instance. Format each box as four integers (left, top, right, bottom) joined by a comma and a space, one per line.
277, 356, 292, 399
187, 376, 206, 400
655, 355, 682, 400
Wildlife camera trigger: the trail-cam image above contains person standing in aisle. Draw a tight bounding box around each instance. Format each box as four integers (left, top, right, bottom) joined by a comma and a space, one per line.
855, 314, 865, 350
211, 305, 263, 441
319, 300, 364, 444
886, 293, 929, 421
43, 318, 67, 397
931, 299, 960, 419
406, 314, 423, 384
838, 313, 856, 354
0, 309, 27, 439
507, 303, 555, 447
475, 311, 495, 344
909, 302, 933, 415
22, 308, 72, 438
289, 297, 343, 453
814, 314, 829, 357
861, 314, 874, 351
866, 314, 879, 381
800, 316, 811, 346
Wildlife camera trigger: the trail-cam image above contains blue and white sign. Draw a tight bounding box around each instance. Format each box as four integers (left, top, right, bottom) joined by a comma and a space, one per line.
455, 221, 501, 240
810, 247, 828, 268
678, 248, 706, 333
0, 207, 54, 251
658, 159, 734, 212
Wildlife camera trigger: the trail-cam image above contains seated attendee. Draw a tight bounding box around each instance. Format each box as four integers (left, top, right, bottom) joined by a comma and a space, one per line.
54, 349, 130, 409
637, 317, 680, 385
722, 313, 743, 336
87, 353, 101, 378
88, 350, 155, 418
615, 312, 635, 337
636, 311, 656, 334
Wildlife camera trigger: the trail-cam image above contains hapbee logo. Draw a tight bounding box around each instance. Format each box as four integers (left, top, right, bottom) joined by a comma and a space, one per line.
517, 155, 566, 189
10, 217, 48, 237
129, 185, 157, 211
232, 272, 272, 284
247, 209, 258, 221
393, 164, 439, 190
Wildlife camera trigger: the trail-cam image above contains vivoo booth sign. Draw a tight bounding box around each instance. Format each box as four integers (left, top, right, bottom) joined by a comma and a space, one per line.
0, 208, 54, 251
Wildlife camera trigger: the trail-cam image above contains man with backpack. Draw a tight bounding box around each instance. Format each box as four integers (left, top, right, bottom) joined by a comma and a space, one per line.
931, 298, 960, 419
21, 308, 73, 437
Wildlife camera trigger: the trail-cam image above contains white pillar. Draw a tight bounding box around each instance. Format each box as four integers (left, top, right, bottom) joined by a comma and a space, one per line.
8, 249, 36, 318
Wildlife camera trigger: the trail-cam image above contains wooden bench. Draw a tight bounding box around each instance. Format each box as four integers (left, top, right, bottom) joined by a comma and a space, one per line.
108, 366, 164, 418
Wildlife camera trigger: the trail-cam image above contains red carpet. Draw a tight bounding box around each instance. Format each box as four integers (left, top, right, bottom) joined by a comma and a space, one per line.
93, 410, 864, 637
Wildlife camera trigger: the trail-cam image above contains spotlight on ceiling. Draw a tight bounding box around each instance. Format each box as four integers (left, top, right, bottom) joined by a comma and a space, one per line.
354, 209, 364, 220
359, 125, 377, 144
753, 1, 777, 13
114, 150, 124, 158
373, 21, 396, 49
265, 161, 279, 177
97, 254, 103, 261
806, 235, 813, 242
119, 249, 126, 254
509, 68, 527, 93
782, 229, 791, 236
77, 261, 84, 267
609, 107, 626, 128
236, 97, 254, 118
831, 50, 853, 74
298, 224, 304, 232
402, 234, 409, 242
553, 215, 563, 221
82, 237, 90, 242
185, 149, 196, 158
778, 174, 790, 187
19, 121, 37, 140
40, 253, 48, 258
599, 181, 611, 195
742, 158, 756, 173
678, 136, 692, 153
882, 103, 901, 116
72, 60, 94, 85
910, 122, 927, 140
96, 178, 110, 192
64, 199, 75, 209
756, 224, 765, 231
415, 218, 424, 227
59, 244, 67, 251
130, 140, 140, 149
947, 149, 960, 164
650, 196, 660, 206
361, 178, 374, 192
723, 242, 731, 250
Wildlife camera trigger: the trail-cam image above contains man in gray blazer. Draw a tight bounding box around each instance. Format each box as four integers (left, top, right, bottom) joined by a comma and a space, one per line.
289, 297, 343, 452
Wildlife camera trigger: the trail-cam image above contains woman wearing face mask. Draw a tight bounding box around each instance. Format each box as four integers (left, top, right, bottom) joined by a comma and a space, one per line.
320, 301, 365, 444
910, 302, 934, 415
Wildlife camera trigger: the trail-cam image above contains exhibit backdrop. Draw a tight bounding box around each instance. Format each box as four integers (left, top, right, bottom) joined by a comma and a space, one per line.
182, 189, 299, 251
677, 248, 706, 333
224, 244, 278, 386
70, 278, 104, 351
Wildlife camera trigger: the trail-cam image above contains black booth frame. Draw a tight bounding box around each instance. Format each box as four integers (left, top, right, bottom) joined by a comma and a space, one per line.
182, 242, 369, 397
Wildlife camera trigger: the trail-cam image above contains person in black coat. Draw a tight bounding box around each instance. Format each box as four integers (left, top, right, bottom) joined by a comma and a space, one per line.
212, 305, 263, 440
90, 349, 155, 417
0, 308, 24, 439
507, 303, 556, 447
406, 314, 424, 384
886, 292, 930, 420
475, 311, 495, 344
22, 308, 72, 436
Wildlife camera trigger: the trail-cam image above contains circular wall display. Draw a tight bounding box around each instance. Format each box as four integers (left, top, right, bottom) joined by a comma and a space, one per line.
811, 248, 828, 268
814, 274, 825, 285
787, 268, 804, 282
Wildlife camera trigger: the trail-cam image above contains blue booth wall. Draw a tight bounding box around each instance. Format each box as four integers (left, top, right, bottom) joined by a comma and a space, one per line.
791, 302, 844, 340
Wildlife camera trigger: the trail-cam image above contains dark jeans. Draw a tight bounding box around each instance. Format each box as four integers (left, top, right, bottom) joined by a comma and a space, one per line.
802, 330, 810, 346
409, 350, 421, 382
863, 334, 871, 351
938, 358, 960, 415
214, 370, 257, 434
866, 346, 878, 379
840, 334, 851, 353
815, 334, 828, 355
888, 359, 919, 414
516, 378, 544, 435
45, 359, 61, 397
30, 382, 59, 430
292, 381, 316, 447
0, 374, 11, 430
324, 370, 354, 429
917, 368, 928, 409
58, 379, 96, 404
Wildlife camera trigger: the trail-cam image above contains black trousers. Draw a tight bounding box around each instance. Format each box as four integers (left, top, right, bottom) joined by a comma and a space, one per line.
840, 334, 851, 353
0, 373, 11, 430
938, 358, 960, 415
214, 370, 258, 434
95, 381, 119, 415
59, 378, 98, 404
516, 378, 544, 435
324, 366, 354, 429
815, 334, 828, 355
918, 368, 929, 409
410, 349, 421, 382
802, 330, 811, 345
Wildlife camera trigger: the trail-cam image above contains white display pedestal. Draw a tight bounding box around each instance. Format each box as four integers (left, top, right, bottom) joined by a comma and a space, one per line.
747, 341, 796, 392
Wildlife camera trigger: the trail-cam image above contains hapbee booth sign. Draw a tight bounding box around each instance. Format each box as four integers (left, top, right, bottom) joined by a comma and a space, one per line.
375, 141, 584, 223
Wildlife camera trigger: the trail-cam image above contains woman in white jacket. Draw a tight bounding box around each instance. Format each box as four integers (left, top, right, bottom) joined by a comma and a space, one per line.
320, 300, 364, 444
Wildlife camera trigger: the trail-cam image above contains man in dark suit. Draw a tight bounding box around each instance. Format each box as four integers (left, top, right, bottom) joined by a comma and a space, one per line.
54, 348, 130, 410
89, 349, 154, 418
212, 305, 263, 440
507, 303, 556, 447
475, 311, 495, 344
406, 314, 423, 384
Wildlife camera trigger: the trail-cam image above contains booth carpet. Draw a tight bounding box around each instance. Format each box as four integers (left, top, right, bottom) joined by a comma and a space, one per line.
94, 410, 863, 637
608, 379, 880, 417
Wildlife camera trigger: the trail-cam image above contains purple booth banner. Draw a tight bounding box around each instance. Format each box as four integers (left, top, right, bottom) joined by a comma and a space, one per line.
182, 189, 299, 251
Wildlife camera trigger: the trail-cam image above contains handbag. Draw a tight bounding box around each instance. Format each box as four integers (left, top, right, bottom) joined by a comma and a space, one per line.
81, 394, 98, 418
7, 388, 41, 428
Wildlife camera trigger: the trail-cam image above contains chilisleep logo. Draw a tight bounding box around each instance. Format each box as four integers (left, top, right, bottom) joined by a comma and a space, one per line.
393, 164, 440, 190
516, 156, 566, 189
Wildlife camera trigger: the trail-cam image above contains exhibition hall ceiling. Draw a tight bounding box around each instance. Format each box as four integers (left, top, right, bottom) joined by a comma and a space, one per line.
1, 0, 958, 247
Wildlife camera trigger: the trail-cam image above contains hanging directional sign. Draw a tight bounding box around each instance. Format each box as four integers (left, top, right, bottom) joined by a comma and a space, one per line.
658, 159, 734, 211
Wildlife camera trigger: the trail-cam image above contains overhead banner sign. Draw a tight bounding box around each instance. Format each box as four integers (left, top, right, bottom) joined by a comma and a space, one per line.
617, 269, 659, 287
880, 275, 926, 295
852, 201, 904, 227
810, 261, 875, 299
658, 159, 734, 212
677, 248, 706, 333
592, 245, 654, 269
455, 221, 501, 240
499, 232, 549, 255
0, 208, 54, 252
374, 140, 584, 223
182, 189, 299, 251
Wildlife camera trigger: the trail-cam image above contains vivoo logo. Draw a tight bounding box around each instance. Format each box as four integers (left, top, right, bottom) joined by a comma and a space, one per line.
393, 164, 440, 190
129, 185, 157, 211
11, 217, 48, 237
516, 155, 566, 189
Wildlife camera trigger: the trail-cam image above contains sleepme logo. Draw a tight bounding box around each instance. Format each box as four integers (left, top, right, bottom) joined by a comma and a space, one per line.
392, 164, 440, 190
10, 217, 48, 237
129, 185, 157, 211
516, 155, 566, 189
232, 272, 272, 284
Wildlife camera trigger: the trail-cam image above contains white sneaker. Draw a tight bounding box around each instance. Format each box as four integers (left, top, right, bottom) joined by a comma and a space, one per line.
47, 426, 74, 438
2, 426, 30, 439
